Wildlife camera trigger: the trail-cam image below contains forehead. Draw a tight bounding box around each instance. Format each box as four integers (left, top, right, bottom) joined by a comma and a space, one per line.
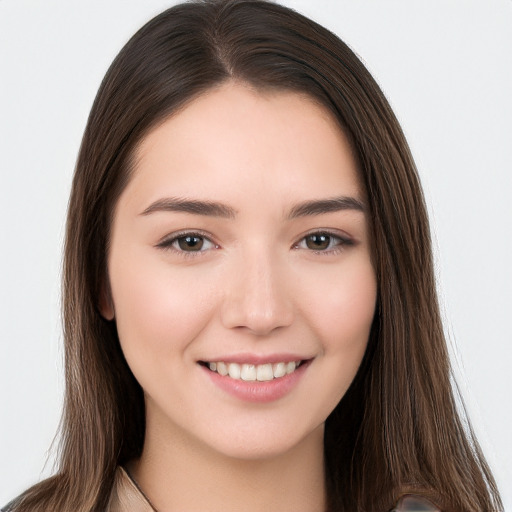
125, 82, 362, 211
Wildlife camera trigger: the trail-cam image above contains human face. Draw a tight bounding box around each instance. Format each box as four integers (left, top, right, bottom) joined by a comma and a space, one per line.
105, 83, 376, 460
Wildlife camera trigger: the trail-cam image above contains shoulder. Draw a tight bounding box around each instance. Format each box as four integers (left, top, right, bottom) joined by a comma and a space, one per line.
391, 494, 441, 511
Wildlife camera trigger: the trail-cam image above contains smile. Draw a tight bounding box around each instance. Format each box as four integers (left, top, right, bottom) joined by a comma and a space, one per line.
199, 358, 311, 403
203, 361, 302, 381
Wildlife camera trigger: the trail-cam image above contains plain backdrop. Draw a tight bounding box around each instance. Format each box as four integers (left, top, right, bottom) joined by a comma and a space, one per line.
1, 0, 511, 507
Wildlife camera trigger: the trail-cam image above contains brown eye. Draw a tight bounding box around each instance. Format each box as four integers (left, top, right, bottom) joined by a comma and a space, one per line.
305, 233, 331, 250
296, 231, 353, 254
177, 235, 204, 251
157, 232, 216, 254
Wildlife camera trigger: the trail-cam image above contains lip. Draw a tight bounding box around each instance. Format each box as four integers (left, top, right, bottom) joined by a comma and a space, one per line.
199, 358, 312, 403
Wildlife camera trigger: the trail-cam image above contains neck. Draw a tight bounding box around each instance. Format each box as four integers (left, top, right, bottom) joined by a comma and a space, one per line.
129, 415, 327, 512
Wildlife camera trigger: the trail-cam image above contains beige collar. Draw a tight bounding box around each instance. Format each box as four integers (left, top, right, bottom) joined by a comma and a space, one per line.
107, 467, 156, 512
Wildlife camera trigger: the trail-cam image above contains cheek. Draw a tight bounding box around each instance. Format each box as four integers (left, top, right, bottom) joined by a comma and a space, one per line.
298, 257, 376, 350
274, 256, 376, 431
296, 257, 376, 396
108, 249, 218, 365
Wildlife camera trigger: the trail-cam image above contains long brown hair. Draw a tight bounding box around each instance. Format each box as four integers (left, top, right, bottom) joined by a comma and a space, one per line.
12, 1, 502, 511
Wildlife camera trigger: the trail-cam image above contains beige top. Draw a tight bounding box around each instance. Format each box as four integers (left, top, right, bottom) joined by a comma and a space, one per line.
107, 467, 155, 512
106, 467, 440, 512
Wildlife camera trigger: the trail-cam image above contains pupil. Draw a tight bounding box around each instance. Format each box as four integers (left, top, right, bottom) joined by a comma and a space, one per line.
306, 234, 330, 250
178, 236, 203, 251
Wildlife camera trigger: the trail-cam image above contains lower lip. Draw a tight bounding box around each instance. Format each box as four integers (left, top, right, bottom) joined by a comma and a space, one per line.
200, 361, 311, 403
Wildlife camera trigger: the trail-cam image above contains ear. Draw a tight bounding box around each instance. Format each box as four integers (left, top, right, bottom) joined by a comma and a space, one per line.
99, 279, 115, 321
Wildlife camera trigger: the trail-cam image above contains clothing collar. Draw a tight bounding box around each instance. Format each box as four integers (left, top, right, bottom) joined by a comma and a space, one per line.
107, 466, 156, 512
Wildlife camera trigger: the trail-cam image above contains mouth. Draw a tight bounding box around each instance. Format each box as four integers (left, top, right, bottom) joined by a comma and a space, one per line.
198, 360, 308, 382
198, 357, 312, 403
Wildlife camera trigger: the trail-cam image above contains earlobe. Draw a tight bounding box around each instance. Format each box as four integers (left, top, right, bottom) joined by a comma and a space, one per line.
99, 281, 115, 321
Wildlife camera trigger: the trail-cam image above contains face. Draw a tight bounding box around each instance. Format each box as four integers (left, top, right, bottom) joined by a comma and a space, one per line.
105, 83, 376, 461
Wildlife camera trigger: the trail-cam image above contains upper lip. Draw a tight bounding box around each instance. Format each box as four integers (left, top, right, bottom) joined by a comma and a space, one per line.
198, 353, 312, 365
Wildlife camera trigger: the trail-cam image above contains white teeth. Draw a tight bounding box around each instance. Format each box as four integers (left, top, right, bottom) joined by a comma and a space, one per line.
206, 360, 301, 381
228, 363, 241, 379
256, 363, 273, 381
241, 364, 256, 381
217, 361, 228, 376
273, 362, 286, 378
286, 361, 297, 374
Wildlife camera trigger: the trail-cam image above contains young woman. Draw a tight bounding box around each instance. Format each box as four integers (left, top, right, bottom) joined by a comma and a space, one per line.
4, 1, 503, 511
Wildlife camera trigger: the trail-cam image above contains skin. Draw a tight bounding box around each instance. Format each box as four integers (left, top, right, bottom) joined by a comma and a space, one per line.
103, 82, 377, 511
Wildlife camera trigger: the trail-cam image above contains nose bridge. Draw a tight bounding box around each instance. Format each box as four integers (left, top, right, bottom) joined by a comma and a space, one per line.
221, 242, 293, 335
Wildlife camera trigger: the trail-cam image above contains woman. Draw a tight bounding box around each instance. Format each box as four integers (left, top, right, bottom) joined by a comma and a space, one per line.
4, 1, 503, 511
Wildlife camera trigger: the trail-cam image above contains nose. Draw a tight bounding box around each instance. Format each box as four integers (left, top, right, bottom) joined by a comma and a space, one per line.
220, 248, 294, 336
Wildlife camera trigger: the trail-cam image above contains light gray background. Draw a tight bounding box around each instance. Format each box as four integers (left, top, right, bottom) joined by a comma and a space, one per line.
1, 0, 511, 507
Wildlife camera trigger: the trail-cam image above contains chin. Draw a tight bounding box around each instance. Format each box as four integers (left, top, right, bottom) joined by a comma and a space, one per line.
199, 422, 325, 462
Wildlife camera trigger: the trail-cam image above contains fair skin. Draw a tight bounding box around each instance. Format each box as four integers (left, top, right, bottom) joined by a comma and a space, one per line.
103, 82, 376, 512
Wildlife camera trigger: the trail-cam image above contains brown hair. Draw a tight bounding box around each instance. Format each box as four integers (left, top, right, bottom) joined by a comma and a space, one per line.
12, 1, 502, 511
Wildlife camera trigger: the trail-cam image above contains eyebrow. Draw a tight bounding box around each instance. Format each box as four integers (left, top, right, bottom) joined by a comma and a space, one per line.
286, 196, 366, 219
140, 195, 365, 219
141, 197, 237, 218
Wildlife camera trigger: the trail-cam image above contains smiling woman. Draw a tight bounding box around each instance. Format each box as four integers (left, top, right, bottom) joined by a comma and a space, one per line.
103, 85, 376, 478
2, 1, 504, 512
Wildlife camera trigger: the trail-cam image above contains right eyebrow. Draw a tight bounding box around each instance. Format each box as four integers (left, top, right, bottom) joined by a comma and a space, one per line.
140, 197, 237, 219
286, 196, 366, 219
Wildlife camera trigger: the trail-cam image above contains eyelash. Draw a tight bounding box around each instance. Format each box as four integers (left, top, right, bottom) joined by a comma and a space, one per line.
156, 230, 354, 258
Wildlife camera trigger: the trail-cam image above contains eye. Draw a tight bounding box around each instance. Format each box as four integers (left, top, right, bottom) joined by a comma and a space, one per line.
157, 232, 217, 253
295, 231, 353, 253
175, 234, 209, 252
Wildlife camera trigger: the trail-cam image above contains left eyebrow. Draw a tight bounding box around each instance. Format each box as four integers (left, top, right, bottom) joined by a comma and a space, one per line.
287, 196, 366, 219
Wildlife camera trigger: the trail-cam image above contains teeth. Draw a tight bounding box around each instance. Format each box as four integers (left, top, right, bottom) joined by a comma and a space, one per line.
256, 363, 273, 381
286, 361, 296, 374
241, 364, 256, 381
205, 360, 301, 381
228, 363, 241, 379
217, 361, 228, 376
273, 362, 286, 378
